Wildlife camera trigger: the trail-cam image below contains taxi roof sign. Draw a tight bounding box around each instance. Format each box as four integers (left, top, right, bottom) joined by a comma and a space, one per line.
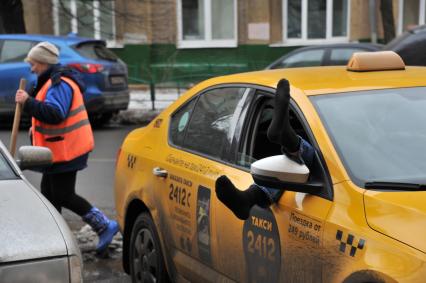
347, 51, 405, 72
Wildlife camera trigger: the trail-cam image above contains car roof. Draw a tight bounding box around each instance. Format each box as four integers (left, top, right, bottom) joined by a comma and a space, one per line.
265, 43, 383, 70
407, 24, 426, 34
201, 66, 426, 96
0, 34, 104, 46
290, 42, 383, 51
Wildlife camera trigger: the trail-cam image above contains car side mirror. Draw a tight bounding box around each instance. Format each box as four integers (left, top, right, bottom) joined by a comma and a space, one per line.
250, 155, 322, 194
17, 146, 52, 171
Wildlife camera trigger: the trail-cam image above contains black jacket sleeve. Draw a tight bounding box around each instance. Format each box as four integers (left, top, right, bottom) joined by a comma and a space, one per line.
23, 97, 65, 125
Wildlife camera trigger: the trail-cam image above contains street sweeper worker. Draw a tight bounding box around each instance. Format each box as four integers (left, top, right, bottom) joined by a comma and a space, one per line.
15, 41, 119, 253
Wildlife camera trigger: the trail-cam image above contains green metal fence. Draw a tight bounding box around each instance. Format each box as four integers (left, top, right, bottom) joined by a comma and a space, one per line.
126, 60, 271, 106
112, 44, 300, 107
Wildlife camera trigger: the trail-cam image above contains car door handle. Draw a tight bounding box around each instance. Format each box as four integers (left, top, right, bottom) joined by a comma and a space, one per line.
153, 167, 168, 178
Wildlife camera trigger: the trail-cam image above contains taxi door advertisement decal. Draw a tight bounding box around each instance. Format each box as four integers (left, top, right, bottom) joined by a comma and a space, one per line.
197, 185, 212, 263
168, 174, 193, 254
243, 205, 281, 283
288, 211, 322, 247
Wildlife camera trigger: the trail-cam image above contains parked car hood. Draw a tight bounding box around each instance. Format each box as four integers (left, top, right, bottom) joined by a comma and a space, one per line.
364, 190, 426, 253
0, 180, 68, 262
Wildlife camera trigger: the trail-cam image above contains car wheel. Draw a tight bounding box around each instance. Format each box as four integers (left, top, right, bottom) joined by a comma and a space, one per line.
89, 113, 113, 128
129, 213, 169, 283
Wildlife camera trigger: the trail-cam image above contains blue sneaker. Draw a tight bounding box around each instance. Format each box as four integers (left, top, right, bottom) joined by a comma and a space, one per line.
96, 220, 119, 253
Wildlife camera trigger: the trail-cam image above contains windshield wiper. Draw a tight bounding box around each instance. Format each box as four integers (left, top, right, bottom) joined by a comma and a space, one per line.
364, 181, 426, 191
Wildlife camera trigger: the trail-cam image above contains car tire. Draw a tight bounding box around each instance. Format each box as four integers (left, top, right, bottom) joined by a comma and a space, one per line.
342, 269, 392, 283
129, 213, 169, 283
89, 113, 113, 128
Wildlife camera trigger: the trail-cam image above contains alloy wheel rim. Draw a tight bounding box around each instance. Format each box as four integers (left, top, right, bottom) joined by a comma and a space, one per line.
133, 227, 158, 283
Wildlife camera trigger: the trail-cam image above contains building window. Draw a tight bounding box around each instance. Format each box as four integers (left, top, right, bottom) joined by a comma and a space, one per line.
283, 0, 349, 45
52, 0, 116, 44
398, 0, 426, 34
177, 0, 237, 48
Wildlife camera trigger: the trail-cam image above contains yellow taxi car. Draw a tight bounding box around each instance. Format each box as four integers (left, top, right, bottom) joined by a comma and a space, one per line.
115, 52, 426, 283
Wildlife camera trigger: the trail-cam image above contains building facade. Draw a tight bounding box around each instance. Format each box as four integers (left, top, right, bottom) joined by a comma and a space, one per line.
21, 0, 421, 84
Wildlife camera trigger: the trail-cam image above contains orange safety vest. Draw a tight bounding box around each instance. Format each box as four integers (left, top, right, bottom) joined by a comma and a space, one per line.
32, 77, 94, 163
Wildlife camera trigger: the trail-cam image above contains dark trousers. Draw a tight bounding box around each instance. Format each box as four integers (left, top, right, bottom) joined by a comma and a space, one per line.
41, 170, 92, 216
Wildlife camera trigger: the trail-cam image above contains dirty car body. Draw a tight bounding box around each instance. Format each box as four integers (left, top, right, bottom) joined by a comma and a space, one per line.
0, 140, 82, 282
115, 56, 426, 282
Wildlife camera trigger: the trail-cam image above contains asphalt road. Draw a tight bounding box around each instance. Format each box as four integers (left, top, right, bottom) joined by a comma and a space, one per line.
0, 123, 139, 282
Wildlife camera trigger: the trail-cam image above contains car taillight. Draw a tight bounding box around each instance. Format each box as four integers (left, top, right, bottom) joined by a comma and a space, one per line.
68, 63, 104, 73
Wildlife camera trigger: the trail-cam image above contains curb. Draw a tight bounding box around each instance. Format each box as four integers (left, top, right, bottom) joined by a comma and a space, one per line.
113, 87, 180, 125
115, 109, 163, 125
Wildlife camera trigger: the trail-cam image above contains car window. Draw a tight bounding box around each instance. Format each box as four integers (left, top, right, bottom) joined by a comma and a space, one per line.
311, 87, 426, 186
74, 42, 118, 61
169, 98, 197, 147
182, 87, 246, 159
0, 152, 17, 179
273, 49, 325, 69
0, 40, 34, 63
235, 92, 333, 199
237, 101, 280, 167
329, 48, 365, 65
237, 96, 307, 168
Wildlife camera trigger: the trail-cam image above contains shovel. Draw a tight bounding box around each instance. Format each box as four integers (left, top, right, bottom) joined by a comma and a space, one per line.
9, 78, 27, 157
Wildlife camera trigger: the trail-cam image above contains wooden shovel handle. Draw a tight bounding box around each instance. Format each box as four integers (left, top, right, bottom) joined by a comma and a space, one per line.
9, 78, 27, 157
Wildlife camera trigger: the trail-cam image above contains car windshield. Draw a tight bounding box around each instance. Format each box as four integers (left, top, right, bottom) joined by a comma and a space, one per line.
310, 87, 426, 187
0, 151, 16, 180
74, 42, 118, 61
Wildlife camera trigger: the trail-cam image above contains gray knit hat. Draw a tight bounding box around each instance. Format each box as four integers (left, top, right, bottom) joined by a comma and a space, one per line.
25, 41, 59, 64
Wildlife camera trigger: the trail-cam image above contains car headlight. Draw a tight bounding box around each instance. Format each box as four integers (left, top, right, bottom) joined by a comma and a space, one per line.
0, 257, 72, 282
69, 255, 83, 283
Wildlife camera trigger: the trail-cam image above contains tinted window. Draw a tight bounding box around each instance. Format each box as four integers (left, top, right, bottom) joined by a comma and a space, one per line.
183, 87, 246, 158
0, 40, 34, 63
0, 152, 16, 180
170, 98, 197, 146
273, 49, 324, 69
74, 42, 118, 61
329, 48, 364, 65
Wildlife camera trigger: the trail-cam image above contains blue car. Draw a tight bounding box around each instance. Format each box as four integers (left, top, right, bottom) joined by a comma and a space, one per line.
0, 34, 129, 125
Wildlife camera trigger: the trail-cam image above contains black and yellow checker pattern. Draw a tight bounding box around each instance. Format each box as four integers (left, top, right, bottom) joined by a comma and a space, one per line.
127, 154, 137, 169
336, 230, 365, 257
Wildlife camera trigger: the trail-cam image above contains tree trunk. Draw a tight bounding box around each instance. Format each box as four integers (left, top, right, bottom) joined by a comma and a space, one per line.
380, 0, 395, 43
0, 0, 26, 34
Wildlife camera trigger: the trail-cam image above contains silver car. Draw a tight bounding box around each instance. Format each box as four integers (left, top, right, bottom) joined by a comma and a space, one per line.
0, 140, 82, 282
